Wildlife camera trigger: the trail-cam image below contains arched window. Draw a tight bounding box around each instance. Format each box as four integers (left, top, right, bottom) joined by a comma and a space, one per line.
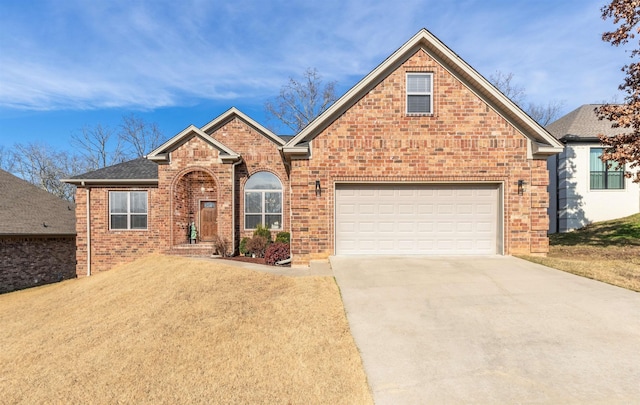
244, 171, 282, 230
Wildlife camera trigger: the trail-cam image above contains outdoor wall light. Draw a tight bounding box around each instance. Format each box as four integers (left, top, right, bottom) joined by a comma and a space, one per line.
315, 180, 322, 197
517, 180, 526, 195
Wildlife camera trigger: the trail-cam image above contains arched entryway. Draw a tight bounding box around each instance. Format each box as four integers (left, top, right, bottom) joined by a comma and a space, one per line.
172, 170, 218, 245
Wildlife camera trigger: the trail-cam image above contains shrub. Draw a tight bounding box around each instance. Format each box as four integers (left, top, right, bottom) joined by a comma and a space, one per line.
246, 235, 268, 258
253, 224, 272, 243
239, 237, 250, 256
265, 242, 290, 265
213, 235, 231, 257
275, 231, 290, 244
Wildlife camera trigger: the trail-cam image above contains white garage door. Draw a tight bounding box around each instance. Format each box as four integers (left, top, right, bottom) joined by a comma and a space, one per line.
335, 184, 500, 255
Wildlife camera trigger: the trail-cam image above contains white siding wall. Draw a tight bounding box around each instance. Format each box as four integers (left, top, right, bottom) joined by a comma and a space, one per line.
549, 143, 640, 232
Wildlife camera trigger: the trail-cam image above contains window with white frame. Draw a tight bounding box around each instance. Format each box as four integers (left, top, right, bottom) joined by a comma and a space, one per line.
406, 73, 433, 114
109, 191, 148, 230
244, 171, 282, 230
590, 148, 624, 190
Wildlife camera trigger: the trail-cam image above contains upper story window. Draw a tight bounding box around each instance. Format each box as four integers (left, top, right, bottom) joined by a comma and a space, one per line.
590, 148, 624, 190
244, 171, 282, 230
406, 73, 433, 114
109, 191, 148, 230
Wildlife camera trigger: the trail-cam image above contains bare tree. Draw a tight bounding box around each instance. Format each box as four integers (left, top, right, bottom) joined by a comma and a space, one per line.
119, 114, 163, 157
10, 143, 83, 201
0, 145, 16, 172
489, 71, 527, 106
525, 100, 566, 126
71, 124, 124, 170
489, 70, 565, 126
265, 68, 338, 133
596, 0, 640, 182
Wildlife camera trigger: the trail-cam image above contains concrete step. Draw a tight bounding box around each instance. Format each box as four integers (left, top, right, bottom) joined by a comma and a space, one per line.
166, 243, 215, 257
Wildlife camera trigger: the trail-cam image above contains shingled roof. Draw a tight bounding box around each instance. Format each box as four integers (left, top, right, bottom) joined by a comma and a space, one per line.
546, 104, 628, 142
63, 158, 158, 185
0, 169, 76, 236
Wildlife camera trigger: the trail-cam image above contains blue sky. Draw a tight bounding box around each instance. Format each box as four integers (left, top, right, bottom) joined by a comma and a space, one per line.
0, 0, 628, 153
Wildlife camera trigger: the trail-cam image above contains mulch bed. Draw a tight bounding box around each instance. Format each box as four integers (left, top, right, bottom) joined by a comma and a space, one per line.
218, 255, 291, 267
219, 256, 267, 265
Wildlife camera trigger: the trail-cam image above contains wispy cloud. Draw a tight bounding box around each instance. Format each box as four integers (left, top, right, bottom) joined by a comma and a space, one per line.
0, 0, 628, 113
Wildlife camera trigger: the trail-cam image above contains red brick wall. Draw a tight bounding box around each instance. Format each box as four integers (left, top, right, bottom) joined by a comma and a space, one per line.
207, 117, 290, 242
288, 49, 550, 264
0, 236, 76, 294
74, 186, 161, 275
72, 124, 292, 276
156, 136, 233, 250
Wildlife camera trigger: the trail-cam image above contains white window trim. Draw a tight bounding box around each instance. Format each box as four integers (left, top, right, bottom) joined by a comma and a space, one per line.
109, 191, 148, 230
244, 190, 283, 231
406, 72, 433, 115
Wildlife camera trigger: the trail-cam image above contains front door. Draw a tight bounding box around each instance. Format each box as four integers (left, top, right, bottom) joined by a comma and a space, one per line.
200, 201, 217, 242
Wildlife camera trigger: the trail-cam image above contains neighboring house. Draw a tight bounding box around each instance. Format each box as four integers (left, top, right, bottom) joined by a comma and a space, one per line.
547, 104, 640, 233
63, 29, 563, 276
0, 169, 76, 293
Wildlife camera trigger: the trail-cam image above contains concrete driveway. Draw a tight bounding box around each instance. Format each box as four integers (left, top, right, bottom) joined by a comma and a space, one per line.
331, 256, 640, 404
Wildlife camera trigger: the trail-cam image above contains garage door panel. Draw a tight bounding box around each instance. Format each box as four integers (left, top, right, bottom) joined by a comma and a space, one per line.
438, 204, 455, 215
336, 184, 499, 255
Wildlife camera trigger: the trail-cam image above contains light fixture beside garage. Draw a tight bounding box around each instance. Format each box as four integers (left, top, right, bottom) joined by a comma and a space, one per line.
315, 180, 322, 197
518, 180, 526, 195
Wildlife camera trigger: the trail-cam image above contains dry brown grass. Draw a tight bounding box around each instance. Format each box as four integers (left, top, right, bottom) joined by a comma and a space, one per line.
0, 255, 372, 404
520, 245, 640, 292
519, 214, 640, 292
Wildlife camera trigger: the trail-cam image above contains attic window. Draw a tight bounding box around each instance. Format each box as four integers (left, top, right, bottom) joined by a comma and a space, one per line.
406, 73, 432, 114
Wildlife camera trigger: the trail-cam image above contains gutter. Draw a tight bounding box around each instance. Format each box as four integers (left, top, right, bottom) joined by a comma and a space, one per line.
556, 153, 560, 234
61, 178, 158, 186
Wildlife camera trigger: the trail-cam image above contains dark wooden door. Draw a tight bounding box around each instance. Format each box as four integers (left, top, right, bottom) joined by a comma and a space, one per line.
200, 201, 217, 242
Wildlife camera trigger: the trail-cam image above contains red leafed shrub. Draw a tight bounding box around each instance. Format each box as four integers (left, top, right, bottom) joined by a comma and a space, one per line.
264, 242, 290, 265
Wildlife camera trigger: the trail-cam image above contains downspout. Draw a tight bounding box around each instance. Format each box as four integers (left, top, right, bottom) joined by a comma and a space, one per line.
231, 158, 243, 255
84, 182, 91, 277
555, 153, 560, 233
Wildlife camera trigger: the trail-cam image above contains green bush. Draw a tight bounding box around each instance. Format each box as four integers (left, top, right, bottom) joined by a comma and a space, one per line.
253, 224, 272, 242
275, 231, 290, 244
239, 237, 251, 255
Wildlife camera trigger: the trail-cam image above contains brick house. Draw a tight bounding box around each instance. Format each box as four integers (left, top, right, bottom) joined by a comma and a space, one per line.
64, 29, 562, 276
0, 169, 76, 293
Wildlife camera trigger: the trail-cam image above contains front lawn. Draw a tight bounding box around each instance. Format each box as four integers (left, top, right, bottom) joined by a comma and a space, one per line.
0, 255, 372, 404
519, 213, 640, 292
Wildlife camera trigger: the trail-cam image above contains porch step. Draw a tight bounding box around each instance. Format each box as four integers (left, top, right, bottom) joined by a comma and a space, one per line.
166, 243, 215, 257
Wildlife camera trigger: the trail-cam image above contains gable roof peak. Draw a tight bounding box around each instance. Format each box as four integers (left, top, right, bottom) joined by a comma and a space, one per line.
147, 124, 240, 163
200, 107, 286, 146
284, 28, 562, 158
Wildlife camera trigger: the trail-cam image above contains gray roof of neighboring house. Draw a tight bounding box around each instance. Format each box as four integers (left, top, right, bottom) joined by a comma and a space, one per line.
278, 135, 295, 142
66, 158, 159, 183
0, 169, 76, 236
546, 104, 628, 142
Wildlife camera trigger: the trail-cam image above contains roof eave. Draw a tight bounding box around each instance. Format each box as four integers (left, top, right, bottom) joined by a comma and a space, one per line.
61, 178, 159, 186
532, 143, 564, 158
146, 153, 169, 163
220, 154, 242, 163
0, 232, 76, 237
280, 145, 310, 158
